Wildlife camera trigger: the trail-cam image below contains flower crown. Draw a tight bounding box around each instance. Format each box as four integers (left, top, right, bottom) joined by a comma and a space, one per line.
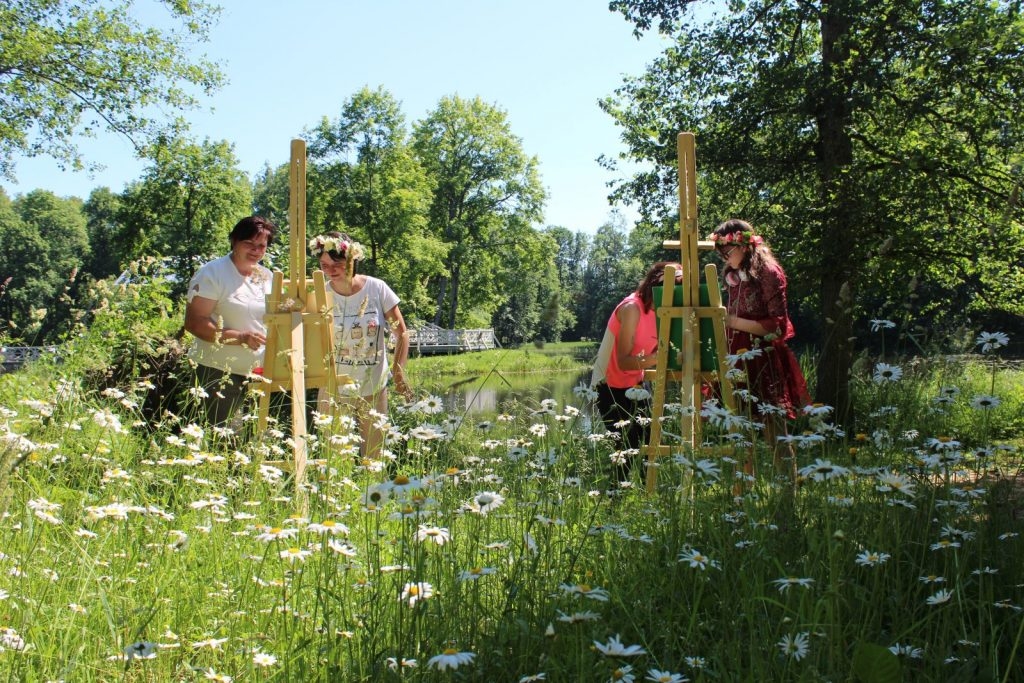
309, 234, 365, 261
709, 231, 764, 248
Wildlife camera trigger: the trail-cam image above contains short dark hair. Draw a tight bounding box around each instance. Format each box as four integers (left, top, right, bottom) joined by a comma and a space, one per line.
228, 216, 277, 246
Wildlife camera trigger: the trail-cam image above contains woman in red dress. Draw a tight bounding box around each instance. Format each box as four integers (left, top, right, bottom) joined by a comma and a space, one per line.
711, 219, 811, 479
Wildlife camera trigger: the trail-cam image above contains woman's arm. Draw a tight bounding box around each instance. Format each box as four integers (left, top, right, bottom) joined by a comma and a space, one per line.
385, 304, 412, 398
184, 296, 265, 350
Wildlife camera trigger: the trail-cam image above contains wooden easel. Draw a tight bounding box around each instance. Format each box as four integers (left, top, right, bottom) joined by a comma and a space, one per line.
255, 139, 343, 486
641, 133, 736, 492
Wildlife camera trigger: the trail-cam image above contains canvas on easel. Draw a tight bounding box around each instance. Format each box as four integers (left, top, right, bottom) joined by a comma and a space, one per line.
641, 132, 736, 492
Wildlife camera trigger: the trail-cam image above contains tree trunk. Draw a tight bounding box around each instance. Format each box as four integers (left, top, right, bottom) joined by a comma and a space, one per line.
815, 0, 857, 424
433, 275, 448, 326
447, 264, 461, 329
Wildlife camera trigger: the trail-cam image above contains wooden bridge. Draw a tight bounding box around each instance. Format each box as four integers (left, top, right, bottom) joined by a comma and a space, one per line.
408, 323, 497, 355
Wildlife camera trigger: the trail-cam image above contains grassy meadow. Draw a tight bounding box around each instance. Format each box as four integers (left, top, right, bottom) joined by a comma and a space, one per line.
0, 275, 1022, 682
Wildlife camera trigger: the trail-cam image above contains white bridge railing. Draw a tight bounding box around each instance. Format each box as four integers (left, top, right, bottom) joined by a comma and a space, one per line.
408, 323, 497, 355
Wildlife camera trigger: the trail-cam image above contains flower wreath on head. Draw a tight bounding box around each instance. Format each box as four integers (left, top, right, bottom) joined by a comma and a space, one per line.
709, 230, 764, 248
308, 234, 366, 261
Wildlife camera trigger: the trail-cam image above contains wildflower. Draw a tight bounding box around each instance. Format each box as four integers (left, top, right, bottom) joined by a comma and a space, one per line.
684, 656, 706, 670
253, 651, 278, 667
427, 649, 475, 671
771, 576, 815, 593
466, 490, 505, 515
203, 669, 232, 682
919, 575, 946, 584
678, 547, 720, 571
415, 525, 451, 546
192, 637, 229, 650
400, 581, 434, 607
926, 589, 953, 605
798, 459, 851, 482
280, 547, 313, 563
625, 385, 651, 401
802, 403, 833, 417
123, 640, 158, 659
610, 665, 636, 682
256, 527, 299, 542
976, 331, 1009, 352
560, 583, 611, 601
529, 423, 548, 437
777, 632, 810, 661
327, 539, 357, 557
855, 550, 891, 567
930, 539, 961, 551
415, 395, 445, 414
593, 634, 646, 657
872, 363, 903, 383
889, 643, 923, 659
870, 319, 896, 331
386, 657, 418, 671
307, 519, 350, 536
875, 470, 916, 496
458, 566, 497, 581
972, 566, 999, 576
557, 610, 602, 623
646, 669, 688, 682
969, 395, 1001, 410
520, 674, 547, 682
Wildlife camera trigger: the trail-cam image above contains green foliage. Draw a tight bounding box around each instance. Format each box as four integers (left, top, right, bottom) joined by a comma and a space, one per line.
412, 95, 547, 328
116, 136, 253, 290
0, 189, 90, 343
0, 0, 225, 179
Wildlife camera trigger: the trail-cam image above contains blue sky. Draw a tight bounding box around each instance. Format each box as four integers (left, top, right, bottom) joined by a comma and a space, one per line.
2, 1, 670, 234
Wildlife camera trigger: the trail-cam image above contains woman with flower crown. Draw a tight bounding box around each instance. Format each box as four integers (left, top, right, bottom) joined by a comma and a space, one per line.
590, 261, 682, 482
310, 230, 411, 458
710, 218, 811, 477
184, 216, 277, 427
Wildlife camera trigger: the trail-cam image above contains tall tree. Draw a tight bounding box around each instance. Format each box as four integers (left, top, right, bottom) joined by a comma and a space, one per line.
544, 225, 590, 340
0, 0, 224, 179
117, 137, 252, 288
412, 95, 546, 328
82, 187, 124, 280
605, 0, 1024, 421
0, 189, 89, 341
578, 217, 643, 341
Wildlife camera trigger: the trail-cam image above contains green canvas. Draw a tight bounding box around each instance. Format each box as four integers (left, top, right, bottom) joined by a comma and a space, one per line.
652, 284, 719, 371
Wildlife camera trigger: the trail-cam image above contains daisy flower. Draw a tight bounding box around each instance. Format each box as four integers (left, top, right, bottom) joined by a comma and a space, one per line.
975, 331, 1009, 352
414, 525, 451, 545
427, 649, 475, 671
771, 576, 815, 593
466, 490, 506, 515
926, 589, 953, 605
872, 363, 903, 383
559, 583, 611, 601
610, 665, 636, 682
870, 319, 896, 331
646, 669, 688, 682
855, 550, 891, 567
253, 651, 278, 667
777, 632, 810, 660
400, 581, 434, 607
593, 634, 646, 657
969, 395, 1001, 410
280, 547, 313, 563
678, 547, 719, 570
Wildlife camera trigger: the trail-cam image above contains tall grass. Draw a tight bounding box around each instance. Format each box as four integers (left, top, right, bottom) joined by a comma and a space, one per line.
0, 281, 1021, 681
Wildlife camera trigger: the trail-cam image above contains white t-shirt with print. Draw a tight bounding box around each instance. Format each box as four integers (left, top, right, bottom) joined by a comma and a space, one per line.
186, 254, 271, 376
330, 276, 400, 397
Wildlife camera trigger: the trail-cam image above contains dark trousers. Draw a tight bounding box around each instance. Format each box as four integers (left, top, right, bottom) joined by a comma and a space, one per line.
596, 382, 651, 480
193, 364, 250, 428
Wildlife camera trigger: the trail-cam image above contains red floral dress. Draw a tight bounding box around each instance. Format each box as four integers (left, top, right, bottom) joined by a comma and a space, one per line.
723, 262, 811, 419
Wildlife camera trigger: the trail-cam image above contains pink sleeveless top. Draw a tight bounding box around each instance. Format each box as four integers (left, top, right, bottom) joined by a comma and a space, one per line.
603, 292, 658, 389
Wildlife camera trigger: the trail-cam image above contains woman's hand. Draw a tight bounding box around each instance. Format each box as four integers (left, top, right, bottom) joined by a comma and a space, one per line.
239, 330, 266, 350
393, 365, 412, 400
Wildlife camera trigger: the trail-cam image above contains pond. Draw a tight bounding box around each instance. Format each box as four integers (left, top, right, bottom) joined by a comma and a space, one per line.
417, 367, 594, 419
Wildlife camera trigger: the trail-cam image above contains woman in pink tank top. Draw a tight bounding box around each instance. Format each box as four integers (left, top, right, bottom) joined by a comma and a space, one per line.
591, 261, 681, 482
